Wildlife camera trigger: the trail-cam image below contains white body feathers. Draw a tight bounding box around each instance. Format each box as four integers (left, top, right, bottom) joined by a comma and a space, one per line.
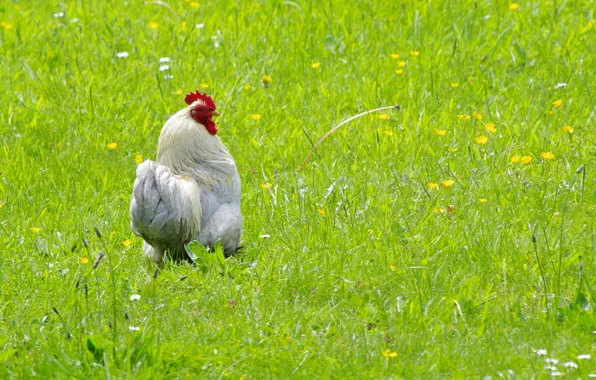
129, 102, 242, 263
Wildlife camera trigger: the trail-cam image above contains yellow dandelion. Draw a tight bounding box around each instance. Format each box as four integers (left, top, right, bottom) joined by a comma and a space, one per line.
149, 21, 159, 30
552, 99, 563, 107
383, 129, 394, 136
409, 51, 419, 57
80, 256, 89, 265
479, 198, 488, 204
250, 114, 262, 121
457, 114, 471, 121
243, 84, 252, 91
485, 122, 496, 134
199, 83, 209, 89
447, 147, 458, 153
135, 154, 143, 164
397, 61, 407, 67
441, 179, 455, 188
395, 69, 404, 75
540, 152, 555, 161
521, 156, 533, 164
382, 350, 398, 358
474, 135, 488, 145
122, 239, 132, 247
189, 1, 199, 8
259, 183, 271, 190
562, 125, 574, 134
176, 88, 183, 95
377, 113, 389, 120
263, 75, 273, 84
509, 3, 520, 10
450, 83, 459, 88
317, 208, 326, 216
389, 53, 399, 59
311, 62, 321, 69
510, 155, 521, 163
31, 227, 41, 233
427, 182, 439, 190
434, 129, 447, 136
107, 142, 118, 150
473, 111, 482, 120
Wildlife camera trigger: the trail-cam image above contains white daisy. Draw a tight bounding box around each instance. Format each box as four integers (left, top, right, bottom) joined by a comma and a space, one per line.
578, 354, 591, 360
159, 65, 170, 72
159, 57, 171, 63
116, 52, 129, 59
129, 294, 141, 301
128, 326, 140, 331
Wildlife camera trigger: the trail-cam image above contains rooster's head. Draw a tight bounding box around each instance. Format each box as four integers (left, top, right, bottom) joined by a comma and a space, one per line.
185, 90, 220, 135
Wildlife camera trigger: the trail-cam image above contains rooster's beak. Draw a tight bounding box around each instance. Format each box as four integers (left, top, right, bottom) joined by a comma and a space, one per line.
211, 111, 220, 117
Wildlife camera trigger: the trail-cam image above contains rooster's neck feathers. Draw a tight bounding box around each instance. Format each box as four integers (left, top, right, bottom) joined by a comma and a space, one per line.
156, 107, 236, 186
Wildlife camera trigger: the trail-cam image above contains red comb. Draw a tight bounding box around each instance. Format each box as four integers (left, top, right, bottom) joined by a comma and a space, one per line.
184, 90, 216, 109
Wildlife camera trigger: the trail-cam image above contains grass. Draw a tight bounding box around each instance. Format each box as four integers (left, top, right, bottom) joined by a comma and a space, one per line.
0, 0, 595, 377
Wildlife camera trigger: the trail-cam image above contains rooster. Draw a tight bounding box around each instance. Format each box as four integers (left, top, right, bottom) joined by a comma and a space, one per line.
129, 91, 242, 263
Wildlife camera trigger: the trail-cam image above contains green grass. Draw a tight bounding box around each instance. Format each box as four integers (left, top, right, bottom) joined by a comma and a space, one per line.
1, 0, 595, 377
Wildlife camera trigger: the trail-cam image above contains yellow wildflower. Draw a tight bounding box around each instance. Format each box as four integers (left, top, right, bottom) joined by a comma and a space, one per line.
311, 62, 321, 69
190, 1, 199, 8
485, 122, 496, 134
377, 113, 389, 120
176, 88, 183, 95
427, 182, 439, 190
479, 198, 488, 204
540, 152, 555, 161
435, 207, 446, 214
80, 256, 89, 264
510, 155, 521, 163
135, 154, 143, 164
450, 83, 459, 88
521, 156, 533, 164
243, 84, 252, 91
397, 61, 407, 67
474, 135, 488, 145
509, 3, 520, 10
457, 114, 471, 121
552, 99, 563, 107
434, 129, 447, 136
441, 179, 454, 188
199, 83, 209, 89
390, 53, 399, 59
149, 22, 159, 30
409, 51, 419, 57
107, 142, 118, 150
1, 22, 13, 30
263, 75, 273, 84
31, 227, 41, 233
395, 69, 404, 75
447, 147, 458, 153
250, 114, 262, 121
259, 183, 271, 190
562, 125, 574, 133
122, 240, 132, 247
383, 129, 394, 136
382, 350, 398, 358
317, 208, 326, 216
473, 111, 482, 120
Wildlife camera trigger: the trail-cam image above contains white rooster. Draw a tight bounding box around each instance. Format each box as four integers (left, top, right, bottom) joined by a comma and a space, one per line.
129, 91, 242, 263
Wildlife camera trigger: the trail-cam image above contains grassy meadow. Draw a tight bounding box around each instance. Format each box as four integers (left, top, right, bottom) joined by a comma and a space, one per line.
1, 0, 595, 377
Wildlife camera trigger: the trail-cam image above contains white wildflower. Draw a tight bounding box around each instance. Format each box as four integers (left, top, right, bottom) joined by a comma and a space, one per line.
70, 18, 79, 23
159, 57, 171, 63
54, 12, 65, 18
551, 372, 563, 377
116, 52, 129, 59
163, 75, 173, 80
544, 365, 557, 371
196, 23, 204, 29
259, 234, 271, 239
563, 361, 578, 369
534, 349, 547, 356
578, 354, 591, 360
588, 374, 596, 378
545, 358, 559, 365
128, 326, 140, 331
159, 65, 170, 72
554, 83, 567, 89
129, 294, 141, 301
